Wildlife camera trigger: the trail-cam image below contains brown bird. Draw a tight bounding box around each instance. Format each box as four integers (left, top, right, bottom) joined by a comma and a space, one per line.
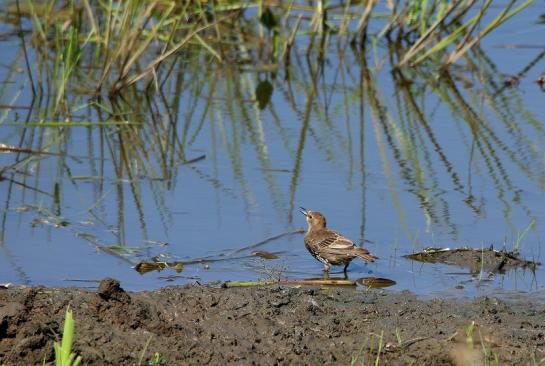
300, 207, 377, 274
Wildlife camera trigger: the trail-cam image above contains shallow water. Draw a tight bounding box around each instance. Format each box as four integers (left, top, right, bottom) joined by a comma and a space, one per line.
0, 2, 545, 297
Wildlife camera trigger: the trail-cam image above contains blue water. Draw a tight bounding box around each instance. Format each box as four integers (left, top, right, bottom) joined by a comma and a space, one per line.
1, 2, 545, 297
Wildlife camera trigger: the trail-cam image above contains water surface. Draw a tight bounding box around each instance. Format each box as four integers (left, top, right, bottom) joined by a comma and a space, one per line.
1, 1, 545, 297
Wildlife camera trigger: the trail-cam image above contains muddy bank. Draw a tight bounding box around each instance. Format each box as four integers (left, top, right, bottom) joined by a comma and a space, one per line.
405, 247, 538, 274
1, 279, 544, 365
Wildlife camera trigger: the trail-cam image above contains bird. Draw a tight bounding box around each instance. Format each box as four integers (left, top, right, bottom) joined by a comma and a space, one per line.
300, 207, 377, 274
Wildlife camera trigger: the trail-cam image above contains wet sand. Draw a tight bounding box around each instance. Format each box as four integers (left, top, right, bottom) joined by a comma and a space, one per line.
0, 278, 544, 365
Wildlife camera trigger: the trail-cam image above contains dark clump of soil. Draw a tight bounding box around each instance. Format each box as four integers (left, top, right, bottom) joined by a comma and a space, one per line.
1, 278, 545, 365
405, 247, 538, 274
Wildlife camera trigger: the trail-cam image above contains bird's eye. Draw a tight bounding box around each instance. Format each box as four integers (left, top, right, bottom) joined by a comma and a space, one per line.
308, 215, 313, 219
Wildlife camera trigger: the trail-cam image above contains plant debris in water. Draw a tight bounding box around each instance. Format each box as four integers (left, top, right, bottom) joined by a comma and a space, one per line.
356, 277, 397, 289
219, 275, 391, 290
222, 278, 357, 288
134, 260, 184, 275
0, 0, 542, 297
404, 247, 539, 274
251, 250, 278, 259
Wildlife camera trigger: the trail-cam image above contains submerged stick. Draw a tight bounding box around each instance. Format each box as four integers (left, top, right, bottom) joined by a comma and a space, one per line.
222, 278, 356, 288
168, 254, 256, 266
229, 228, 305, 256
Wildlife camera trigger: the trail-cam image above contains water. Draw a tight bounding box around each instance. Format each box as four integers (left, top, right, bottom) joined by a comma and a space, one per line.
0, 2, 545, 296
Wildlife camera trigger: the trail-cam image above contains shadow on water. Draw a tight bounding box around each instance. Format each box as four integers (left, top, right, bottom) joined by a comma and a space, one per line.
0, 0, 544, 294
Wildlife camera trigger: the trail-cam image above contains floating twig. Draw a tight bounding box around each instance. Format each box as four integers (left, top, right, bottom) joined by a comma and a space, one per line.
222, 278, 356, 288
251, 250, 279, 259
229, 228, 305, 256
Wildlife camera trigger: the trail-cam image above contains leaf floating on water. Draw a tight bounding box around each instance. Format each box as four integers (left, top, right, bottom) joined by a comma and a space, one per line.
251, 250, 278, 259
134, 260, 184, 274
356, 277, 396, 289
31, 217, 69, 228
135, 261, 167, 274
172, 263, 184, 273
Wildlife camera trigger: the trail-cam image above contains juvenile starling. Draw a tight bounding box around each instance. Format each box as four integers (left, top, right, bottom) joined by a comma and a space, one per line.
300, 207, 377, 273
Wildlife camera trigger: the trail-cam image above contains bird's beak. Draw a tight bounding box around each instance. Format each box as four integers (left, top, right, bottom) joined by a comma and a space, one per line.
299, 207, 309, 217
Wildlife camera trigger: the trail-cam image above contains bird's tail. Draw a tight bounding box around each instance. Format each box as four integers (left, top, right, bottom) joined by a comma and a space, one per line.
353, 247, 378, 262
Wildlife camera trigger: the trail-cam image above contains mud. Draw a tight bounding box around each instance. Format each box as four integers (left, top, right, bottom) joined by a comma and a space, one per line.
405, 247, 538, 274
1, 278, 545, 365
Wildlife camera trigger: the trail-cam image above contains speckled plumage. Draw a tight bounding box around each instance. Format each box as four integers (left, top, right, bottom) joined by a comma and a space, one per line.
300, 207, 377, 273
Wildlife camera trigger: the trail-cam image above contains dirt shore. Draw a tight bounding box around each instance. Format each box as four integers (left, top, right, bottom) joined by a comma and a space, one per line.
0, 278, 544, 365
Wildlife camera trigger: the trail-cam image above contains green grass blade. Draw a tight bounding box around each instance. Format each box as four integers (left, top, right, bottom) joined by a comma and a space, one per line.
447, 0, 535, 64
410, 0, 489, 65
60, 308, 75, 364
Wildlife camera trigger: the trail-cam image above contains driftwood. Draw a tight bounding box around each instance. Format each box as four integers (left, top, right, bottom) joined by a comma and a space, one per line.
222, 278, 357, 288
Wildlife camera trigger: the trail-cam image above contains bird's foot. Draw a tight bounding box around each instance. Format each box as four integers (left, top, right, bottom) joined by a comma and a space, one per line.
322, 264, 330, 273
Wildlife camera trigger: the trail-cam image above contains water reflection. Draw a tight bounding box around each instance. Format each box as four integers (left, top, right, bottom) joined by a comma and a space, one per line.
0, 2, 544, 294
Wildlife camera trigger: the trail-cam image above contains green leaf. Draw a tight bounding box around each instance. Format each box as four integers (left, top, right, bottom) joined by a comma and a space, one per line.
54, 307, 81, 366
60, 308, 75, 363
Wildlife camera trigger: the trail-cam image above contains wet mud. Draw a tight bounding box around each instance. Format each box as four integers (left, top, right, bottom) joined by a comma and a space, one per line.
1, 278, 544, 365
405, 247, 538, 274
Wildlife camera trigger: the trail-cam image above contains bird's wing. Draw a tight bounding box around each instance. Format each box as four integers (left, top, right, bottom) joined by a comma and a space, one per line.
317, 231, 355, 250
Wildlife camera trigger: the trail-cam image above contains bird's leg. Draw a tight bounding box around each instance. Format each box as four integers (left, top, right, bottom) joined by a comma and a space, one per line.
343, 263, 350, 279
322, 264, 330, 273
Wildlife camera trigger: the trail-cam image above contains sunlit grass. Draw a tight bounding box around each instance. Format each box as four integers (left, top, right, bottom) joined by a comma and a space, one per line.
54, 307, 82, 366
350, 331, 384, 366
7, 0, 532, 105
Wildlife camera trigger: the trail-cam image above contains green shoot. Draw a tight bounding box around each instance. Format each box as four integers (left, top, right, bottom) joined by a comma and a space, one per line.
54, 307, 82, 366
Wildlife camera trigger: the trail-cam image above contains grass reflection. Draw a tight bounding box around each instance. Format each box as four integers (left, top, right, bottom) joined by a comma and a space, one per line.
0, 0, 542, 280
